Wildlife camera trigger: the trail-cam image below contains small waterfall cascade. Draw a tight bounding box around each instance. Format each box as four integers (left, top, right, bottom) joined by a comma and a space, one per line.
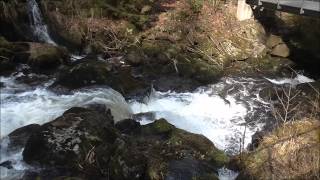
27, 0, 56, 45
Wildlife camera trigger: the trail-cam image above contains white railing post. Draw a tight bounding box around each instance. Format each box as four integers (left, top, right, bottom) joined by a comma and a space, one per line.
300, 0, 305, 14
237, 0, 254, 21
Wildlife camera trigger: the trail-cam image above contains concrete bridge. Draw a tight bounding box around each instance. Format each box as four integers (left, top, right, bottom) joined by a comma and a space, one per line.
237, 0, 320, 20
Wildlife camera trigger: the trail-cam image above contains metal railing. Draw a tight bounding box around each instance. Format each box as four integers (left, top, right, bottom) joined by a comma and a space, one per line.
247, 0, 320, 16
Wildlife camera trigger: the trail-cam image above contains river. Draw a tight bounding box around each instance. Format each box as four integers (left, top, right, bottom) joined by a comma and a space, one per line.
0, 0, 316, 179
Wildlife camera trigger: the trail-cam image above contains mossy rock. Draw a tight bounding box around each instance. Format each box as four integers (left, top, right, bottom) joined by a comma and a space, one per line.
22, 108, 228, 180
168, 128, 229, 168
27, 43, 69, 69
55, 59, 114, 88
141, 118, 175, 135
140, 40, 180, 64
54, 58, 147, 95
23, 107, 117, 168
177, 55, 223, 84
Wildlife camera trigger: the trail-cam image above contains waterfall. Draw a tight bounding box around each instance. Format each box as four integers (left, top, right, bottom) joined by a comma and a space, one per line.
27, 0, 55, 45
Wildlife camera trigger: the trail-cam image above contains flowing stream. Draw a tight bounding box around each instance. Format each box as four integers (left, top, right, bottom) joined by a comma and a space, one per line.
0, 0, 316, 179
0, 68, 314, 179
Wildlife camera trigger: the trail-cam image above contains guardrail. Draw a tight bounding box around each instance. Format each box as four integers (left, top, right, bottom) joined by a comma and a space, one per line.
246, 0, 320, 17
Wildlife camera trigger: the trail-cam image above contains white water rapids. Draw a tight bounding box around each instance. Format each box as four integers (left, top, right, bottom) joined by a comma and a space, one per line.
0, 68, 314, 179
0, 76, 132, 138
0, 72, 132, 179
0, 1, 314, 179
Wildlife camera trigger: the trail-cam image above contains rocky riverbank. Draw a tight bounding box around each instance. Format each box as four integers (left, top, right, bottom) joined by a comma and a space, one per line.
0, 0, 319, 179
16, 106, 228, 179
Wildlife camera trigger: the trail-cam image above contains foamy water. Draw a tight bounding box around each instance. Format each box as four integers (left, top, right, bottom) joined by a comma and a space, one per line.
130, 74, 314, 152
0, 74, 133, 179
0, 73, 314, 179
130, 78, 267, 151
265, 74, 314, 86
0, 76, 132, 138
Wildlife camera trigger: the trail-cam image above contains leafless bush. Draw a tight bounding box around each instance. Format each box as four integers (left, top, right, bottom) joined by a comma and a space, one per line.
271, 85, 301, 124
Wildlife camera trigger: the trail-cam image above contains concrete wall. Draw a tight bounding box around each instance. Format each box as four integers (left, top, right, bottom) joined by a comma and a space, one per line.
237, 0, 253, 21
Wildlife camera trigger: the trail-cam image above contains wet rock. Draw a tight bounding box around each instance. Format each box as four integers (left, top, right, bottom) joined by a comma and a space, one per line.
22, 168, 83, 180
153, 75, 202, 92
53, 59, 113, 89
23, 108, 228, 179
0, 58, 16, 75
133, 112, 156, 123
166, 158, 219, 180
53, 57, 147, 95
248, 131, 265, 151
115, 119, 140, 134
271, 44, 290, 58
0, 161, 13, 169
102, 119, 228, 180
23, 107, 116, 168
0, 38, 69, 72
8, 124, 41, 152
25, 43, 69, 70
15, 73, 51, 86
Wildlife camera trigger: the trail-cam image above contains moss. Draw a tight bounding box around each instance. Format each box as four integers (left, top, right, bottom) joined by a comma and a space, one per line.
207, 149, 229, 168
168, 128, 229, 168
146, 159, 168, 180
100, 2, 152, 29
142, 119, 175, 135
28, 44, 68, 69
176, 55, 223, 83
188, 0, 204, 13
0, 36, 9, 47
141, 40, 180, 58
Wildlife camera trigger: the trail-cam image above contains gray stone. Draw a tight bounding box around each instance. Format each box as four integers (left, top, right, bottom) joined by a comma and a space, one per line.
271, 44, 290, 57
266, 35, 283, 48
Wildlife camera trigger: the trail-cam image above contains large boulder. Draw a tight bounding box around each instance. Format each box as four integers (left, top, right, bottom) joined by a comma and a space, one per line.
9, 42, 69, 70
23, 107, 117, 168
7, 124, 41, 152
22, 107, 228, 179
0, 37, 69, 71
266, 35, 283, 48
24, 42, 69, 69
53, 57, 146, 95
270, 43, 290, 58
